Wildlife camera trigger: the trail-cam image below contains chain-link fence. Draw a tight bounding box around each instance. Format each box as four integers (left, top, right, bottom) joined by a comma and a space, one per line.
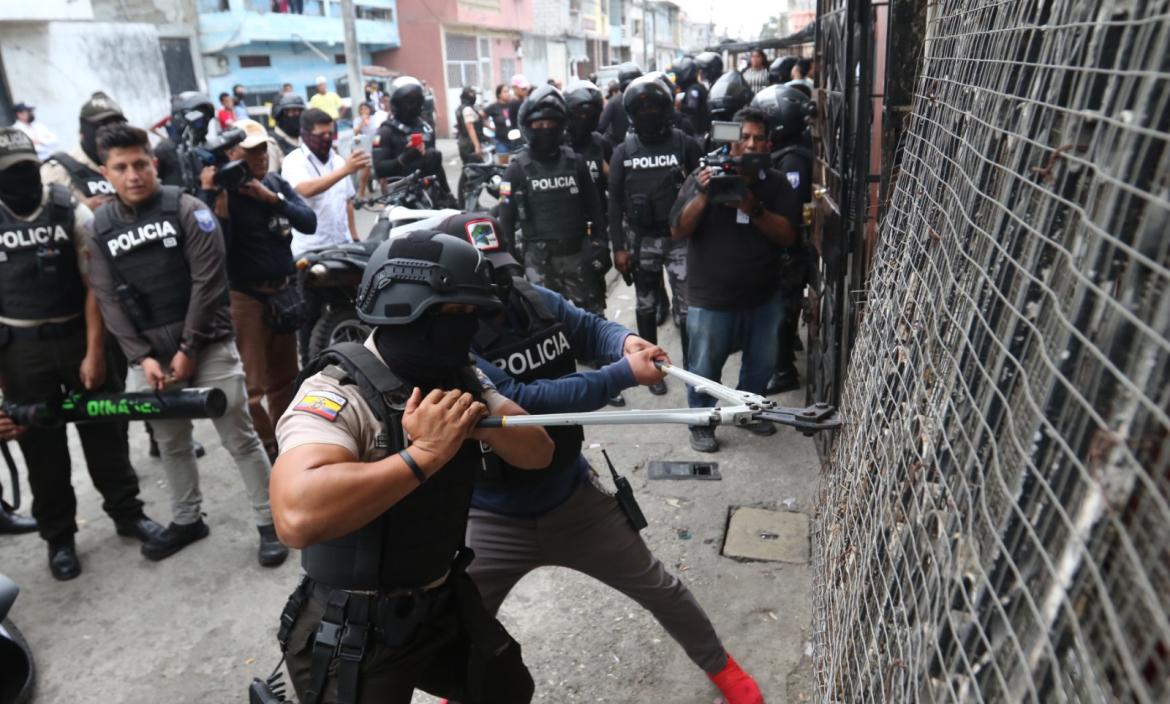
813, 1, 1170, 702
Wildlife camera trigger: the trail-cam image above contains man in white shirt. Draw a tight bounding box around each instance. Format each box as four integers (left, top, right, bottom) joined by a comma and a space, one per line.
11, 104, 58, 161
280, 107, 371, 363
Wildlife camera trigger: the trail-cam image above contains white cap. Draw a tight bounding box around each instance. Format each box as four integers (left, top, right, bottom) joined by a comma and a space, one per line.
315, 75, 328, 85
234, 119, 269, 149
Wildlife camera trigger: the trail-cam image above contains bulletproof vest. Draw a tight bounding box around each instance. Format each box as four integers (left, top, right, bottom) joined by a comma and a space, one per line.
621, 130, 688, 234
513, 147, 586, 246
274, 132, 299, 156
48, 151, 115, 199
92, 186, 193, 330
455, 104, 484, 143
680, 83, 710, 133
772, 143, 814, 204
0, 185, 86, 320
572, 133, 608, 195
298, 342, 492, 591
473, 279, 584, 485
387, 118, 436, 149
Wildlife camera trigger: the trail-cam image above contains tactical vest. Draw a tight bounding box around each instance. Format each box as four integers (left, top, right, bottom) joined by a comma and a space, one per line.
298, 342, 492, 591
513, 147, 587, 247
573, 133, 608, 195
455, 104, 485, 144
274, 131, 300, 157
772, 143, 814, 204
0, 184, 86, 320
48, 151, 115, 199
387, 118, 436, 149
92, 186, 193, 330
621, 130, 689, 234
473, 279, 584, 485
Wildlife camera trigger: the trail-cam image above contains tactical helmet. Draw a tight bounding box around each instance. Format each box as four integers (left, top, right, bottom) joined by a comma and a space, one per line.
170, 91, 215, 140
459, 86, 478, 105
769, 56, 799, 86
785, 80, 812, 99
750, 84, 813, 142
670, 56, 698, 88
518, 84, 568, 153
564, 80, 604, 141
390, 76, 425, 123
617, 62, 643, 91
707, 70, 752, 122
623, 75, 675, 140
272, 92, 306, 120
694, 52, 724, 83
356, 231, 502, 326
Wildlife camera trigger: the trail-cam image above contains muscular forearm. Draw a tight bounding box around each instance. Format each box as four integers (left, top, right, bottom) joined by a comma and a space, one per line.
672, 193, 708, 239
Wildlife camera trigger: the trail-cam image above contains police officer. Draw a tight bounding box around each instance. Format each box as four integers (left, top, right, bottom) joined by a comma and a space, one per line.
753, 85, 815, 394
498, 85, 608, 317
270, 231, 552, 704
0, 127, 163, 579
704, 71, 753, 151
84, 123, 285, 565
672, 56, 711, 135
433, 213, 767, 704
598, 62, 643, 144
372, 76, 455, 205
694, 51, 724, 86
608, 76, 702, 394
769, 56, 799, 87
268, 92, 306, 174
454, 85, 486, 202
42, 92, 126, 211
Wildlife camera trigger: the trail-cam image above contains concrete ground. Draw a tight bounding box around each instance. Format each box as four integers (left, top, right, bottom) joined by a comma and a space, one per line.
0, 147, 819, 703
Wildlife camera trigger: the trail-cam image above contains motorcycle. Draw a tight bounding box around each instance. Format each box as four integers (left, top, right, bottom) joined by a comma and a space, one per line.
0, 574, 33, 704
460, 159, 507, 212
298, 171, 460, 358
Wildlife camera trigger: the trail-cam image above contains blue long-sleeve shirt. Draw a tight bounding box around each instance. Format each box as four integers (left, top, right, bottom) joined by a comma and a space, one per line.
471, 283, 635, 516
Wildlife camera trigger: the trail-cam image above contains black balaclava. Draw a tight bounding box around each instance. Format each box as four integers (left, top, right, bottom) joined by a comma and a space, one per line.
632, 108, 670, 144
81, 121, 103, 164
527, 123, 564, 160
374, 312, 480, 390
0, 163, 44, 217
277, 112, 302, 139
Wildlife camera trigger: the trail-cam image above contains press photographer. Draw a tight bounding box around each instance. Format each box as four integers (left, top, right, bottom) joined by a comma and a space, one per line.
166, 91, 250, 194
669, 107, 802, 453
197, 119, 317, 462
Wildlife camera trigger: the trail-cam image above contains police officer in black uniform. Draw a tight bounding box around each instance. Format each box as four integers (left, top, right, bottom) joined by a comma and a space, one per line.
694, 51, 724, 86
703, 71, 753, 151
608, 76, 702, 393
498, 85, 608, 317
0, 127, 163, 579
752, 85, 815, 394
372, 76, 455, 205
672, 56, 711, 135
268, 92, 305, 174
598, 62, 643, 144
271, 231, 553, 704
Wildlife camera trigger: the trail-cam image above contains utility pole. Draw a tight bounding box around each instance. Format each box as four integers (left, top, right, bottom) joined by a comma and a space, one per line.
340, 0, 364, 115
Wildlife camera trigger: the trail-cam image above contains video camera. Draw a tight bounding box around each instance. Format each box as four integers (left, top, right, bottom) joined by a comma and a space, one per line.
701, 121, 772, 205
1, 388, 226, 428
177, 123, 252, 193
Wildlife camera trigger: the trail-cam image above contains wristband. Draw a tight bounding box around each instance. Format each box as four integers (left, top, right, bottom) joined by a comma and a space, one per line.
399, 449, 427, 485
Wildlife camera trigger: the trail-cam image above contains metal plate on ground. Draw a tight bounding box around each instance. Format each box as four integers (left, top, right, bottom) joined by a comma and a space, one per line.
722, 507, 809, 563
647, 460, 721, 480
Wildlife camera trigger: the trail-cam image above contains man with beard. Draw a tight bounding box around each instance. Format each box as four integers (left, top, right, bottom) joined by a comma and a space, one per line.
372, 76, 454, 204
267, 92, 305, 174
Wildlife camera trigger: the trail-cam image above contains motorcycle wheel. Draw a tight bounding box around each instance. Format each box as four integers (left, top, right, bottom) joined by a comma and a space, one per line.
308, 307, 373, 359
0, 618, 35, 704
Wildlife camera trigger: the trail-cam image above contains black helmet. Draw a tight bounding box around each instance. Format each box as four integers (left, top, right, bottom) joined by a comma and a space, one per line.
564, 80, 603, 142
785, 80, 812, 99
459, 86, 477, 105
695, 52, 723, 83
623, 75, 674, 141
751, 84, 813, 142
272, 92, 306, 120
769, 56, 799, 86
671, 56, 698, 88
707, 70, 751, 122
518, 84, 567, 157
617, 62, 643, 91
390, 76, 425, 123
356, 231, 502, 326
170, 91, 214, 140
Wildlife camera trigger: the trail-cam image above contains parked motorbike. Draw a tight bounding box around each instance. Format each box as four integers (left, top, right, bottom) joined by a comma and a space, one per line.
0, 576, 34, 704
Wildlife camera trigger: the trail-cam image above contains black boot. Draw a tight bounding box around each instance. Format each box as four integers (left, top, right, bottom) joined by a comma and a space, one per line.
258, 524, 289, 567
141, 519, 210, 561
0, 501, 37, 535
637, 312, 667, 395
656, 287, 670, 327
49, 541, 81, 581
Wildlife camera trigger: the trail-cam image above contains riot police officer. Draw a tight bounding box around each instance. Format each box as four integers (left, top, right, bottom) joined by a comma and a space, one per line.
42, 92, 126, 211
608, 76, 702, 394
752, 85, 815, 394
498, 85, 608, 317
565, 80, 611, 197
769, 56, 799, 87
598, 62, 643, 144
268, 92, 305, 174
704, 71, 753, 151
270, 231, 552, 704
372, 76, 455, 204
694, 51, 724, 86
0, 127, 163, 579
672, 56, 711, 134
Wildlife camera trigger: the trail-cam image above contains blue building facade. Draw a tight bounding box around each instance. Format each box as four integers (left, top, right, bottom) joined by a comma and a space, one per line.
198, 0, 399, 108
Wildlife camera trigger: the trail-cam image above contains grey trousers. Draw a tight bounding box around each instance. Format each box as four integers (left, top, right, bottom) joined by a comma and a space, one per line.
127, 339, 273, 526
465, 474, 728, 673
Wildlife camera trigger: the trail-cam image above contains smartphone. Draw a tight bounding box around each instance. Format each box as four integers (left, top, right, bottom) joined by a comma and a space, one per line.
409, 132, 423, 149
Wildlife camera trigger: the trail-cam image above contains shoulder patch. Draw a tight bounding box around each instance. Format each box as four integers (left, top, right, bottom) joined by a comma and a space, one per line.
786, 171, 801, 189
193, 209, 217, 233
499, 181, 512, 197
293, 390, 348, 421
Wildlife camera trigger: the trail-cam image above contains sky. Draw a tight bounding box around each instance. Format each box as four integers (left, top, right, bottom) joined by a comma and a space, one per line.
673, 0, 783, 42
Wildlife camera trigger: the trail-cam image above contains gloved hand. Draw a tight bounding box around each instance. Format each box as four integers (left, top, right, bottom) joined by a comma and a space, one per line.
591, 240, 613, 276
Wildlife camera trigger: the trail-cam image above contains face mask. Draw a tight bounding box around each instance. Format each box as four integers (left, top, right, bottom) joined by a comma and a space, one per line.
81, 121, 103, 164
302, 131, 333, 162
0, 164, 44, 217
632, 112, 669, 143
374, 313, 480, 389
528, 127, 562, 158
277, 113, 301, 138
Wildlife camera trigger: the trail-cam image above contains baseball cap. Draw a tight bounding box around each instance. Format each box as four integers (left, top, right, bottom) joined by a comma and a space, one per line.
510, 74, 530, 89
234, 118, 269, 148
315, 75, 328, 84
439, 212, 520, 270
12, 103, 33, 113
80, 91, 125, 124
0, 127, 39, 170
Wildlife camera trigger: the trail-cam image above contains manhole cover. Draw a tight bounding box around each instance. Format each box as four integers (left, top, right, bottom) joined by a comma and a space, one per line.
722, 507, 809, 563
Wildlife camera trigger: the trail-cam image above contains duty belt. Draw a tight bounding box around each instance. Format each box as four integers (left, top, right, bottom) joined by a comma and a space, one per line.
1, 317, 85, 341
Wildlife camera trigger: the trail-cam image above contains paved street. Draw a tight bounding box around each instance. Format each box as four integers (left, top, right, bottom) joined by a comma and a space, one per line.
0, 148, 819, 703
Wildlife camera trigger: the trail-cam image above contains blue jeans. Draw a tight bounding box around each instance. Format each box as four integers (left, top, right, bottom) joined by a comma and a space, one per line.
686, 290, 786, 408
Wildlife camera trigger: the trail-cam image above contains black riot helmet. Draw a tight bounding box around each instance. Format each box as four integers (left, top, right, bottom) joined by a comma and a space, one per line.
671, 56, 698, 88
170, 91, 215, 142
460, 86, 477, 106
518, 84, 568, 159
707, 70, 752, 122
617, 62, 643, 91
356, 231, 502, 326
564, 80, 604, 144
695, 52, 724, 83
273, 92, 306, 137
751, 84, 813, 142
390, 76, 426, 124
769, 56, 799, 86
623, 75, 675, 142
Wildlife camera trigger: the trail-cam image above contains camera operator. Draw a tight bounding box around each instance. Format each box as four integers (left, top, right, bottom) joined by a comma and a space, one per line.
196, 119, 316, 463
155, 92, 218, 191
669, 107, 801, 453
372, 76, 455, 205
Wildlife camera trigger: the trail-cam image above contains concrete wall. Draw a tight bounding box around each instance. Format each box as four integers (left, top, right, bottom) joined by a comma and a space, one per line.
0, 21, 172, 152
0, 0, 94, 21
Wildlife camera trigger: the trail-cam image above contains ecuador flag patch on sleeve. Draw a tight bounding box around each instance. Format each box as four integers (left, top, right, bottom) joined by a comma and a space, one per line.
293, 390, 348, 422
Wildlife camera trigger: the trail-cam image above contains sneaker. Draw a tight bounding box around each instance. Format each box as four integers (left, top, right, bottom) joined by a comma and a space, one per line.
607, 391, 627, 407
689, 426, 719, 453
708, 653, 764, 704
648, 380, 668, 396
741, 420, 777, 437
258, 524, 289, 567
141, 519, 210, 561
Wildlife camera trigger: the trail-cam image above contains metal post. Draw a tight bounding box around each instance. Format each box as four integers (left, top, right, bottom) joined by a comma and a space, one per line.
340, 0, 364, 115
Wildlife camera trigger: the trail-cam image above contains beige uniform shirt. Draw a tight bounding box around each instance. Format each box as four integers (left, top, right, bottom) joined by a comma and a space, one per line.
276, 338, 507, 462
40, 147, 107, 204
